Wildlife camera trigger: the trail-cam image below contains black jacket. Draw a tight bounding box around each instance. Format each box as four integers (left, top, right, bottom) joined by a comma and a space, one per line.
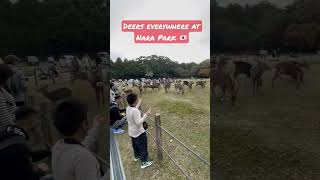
0, 125, 51, 180
110, 101, 125, 126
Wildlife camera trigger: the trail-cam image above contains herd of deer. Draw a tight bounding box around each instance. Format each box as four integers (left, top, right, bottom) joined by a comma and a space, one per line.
212, 56, 310, 106
121, 79, 208, 95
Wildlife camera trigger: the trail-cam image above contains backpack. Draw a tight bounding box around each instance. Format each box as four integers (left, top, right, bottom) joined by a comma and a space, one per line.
0, 132, 26, 151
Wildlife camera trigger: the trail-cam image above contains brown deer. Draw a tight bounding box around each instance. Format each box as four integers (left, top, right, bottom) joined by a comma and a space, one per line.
272, 61, 305, 89
37, 85, 72, 104
212, 68, 240, 106
164, 81, 171, 93
188, 81, 194, 90
174, 83, 184, 95
251, 60, 270, 95
195, 81, 206, 88
87, 68, 105, 107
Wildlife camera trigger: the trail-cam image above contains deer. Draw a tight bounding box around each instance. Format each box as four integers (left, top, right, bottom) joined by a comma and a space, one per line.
251, 60, 270, 95
87, 67, 105, 108
188, 81, 194, 90
212, 66, 240, 106
164, 81, 171, 93
37, 85, 72, 104
272, 61, 305, 89
195, 81, 206, 88
174, 83, 184, 95
233, 60, 252, 79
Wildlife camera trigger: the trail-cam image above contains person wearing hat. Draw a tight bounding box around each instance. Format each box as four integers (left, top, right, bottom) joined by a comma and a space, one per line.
4, 55, 27, 107
110, 95, 127, 134
0, 64, 16, 130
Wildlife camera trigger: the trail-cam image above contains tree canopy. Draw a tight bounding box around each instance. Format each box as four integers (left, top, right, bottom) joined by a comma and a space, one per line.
111, 55, 209, 79
0, 0, 109, 57
212, 0, 320, 53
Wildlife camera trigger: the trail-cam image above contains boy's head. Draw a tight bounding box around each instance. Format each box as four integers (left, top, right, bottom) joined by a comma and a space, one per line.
4, 55, 19, 65
53, 99, 89, 138
15, 107, 39, 133
127, 93, 138, 106
0, 64, 13, 86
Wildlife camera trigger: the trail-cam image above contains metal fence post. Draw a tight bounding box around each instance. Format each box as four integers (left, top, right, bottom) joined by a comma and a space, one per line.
155, 113, 163, 161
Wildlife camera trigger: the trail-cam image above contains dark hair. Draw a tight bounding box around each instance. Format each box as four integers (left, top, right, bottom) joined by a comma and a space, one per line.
4, 55, 19, 65
53, 99, 88, 136
127, 93, 138, 105
15, 107, 38, 122
115, 95, 122, 100
0, 64, 13, 85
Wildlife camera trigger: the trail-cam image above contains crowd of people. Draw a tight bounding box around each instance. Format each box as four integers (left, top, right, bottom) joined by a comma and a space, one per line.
0, 54, 154, 180
0, 55, 108, 180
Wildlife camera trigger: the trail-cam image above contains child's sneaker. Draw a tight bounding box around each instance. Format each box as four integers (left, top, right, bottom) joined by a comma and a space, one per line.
141, 160, 153, 169
133, 157, 139, 162
112, 128, 124, 134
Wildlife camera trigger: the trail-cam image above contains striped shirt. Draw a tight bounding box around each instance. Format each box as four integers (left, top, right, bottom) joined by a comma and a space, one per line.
0, 88, 16, 130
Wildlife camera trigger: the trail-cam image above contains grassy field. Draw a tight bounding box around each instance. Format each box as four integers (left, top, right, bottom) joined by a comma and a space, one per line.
212, 56, 320, 180
116, 82, 210, 180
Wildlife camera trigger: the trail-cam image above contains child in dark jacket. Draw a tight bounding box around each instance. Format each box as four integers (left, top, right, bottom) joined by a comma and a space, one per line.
110, 95, 127, 134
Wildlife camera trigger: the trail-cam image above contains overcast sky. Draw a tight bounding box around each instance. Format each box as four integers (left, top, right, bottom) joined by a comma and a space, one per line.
110, 0, 210, 63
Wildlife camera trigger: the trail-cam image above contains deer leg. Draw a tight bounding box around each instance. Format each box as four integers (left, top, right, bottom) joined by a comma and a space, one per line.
272, 72, 279, 88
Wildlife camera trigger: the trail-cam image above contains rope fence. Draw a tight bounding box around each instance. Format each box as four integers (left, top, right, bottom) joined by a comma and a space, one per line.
146, 130, 192, 180
146, 113, 210, 179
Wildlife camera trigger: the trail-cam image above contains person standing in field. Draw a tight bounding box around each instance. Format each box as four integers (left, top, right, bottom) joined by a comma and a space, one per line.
0, 64, 16, 131
3, 55, 27, 107
126, 93, 153, 169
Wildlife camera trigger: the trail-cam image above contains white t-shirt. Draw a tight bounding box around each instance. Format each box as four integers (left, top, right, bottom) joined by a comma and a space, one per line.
126, 106, 146, 138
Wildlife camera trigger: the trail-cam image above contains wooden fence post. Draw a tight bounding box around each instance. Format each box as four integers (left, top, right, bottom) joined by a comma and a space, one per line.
155, 113, 163, 161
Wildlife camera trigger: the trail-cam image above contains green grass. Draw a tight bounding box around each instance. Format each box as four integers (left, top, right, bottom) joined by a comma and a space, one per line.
116, 82, 210, 180
212, 57, 320, 180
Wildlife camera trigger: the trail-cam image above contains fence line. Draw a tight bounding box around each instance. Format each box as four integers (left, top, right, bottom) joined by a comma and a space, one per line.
148, 116, 210, 166
144, 113, 210, 180
110, 129, 126, 180
156, 124, 210, 166
146, 130, 192, 180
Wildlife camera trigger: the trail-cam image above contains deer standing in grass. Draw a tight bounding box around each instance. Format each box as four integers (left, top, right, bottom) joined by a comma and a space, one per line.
212, 59, 240, 106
